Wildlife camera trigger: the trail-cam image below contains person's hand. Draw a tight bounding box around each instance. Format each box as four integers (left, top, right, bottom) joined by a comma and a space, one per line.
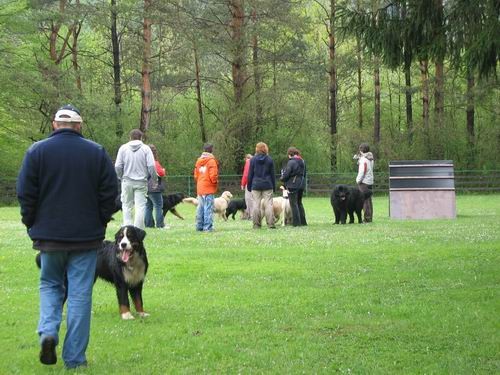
241, 185, 245, 190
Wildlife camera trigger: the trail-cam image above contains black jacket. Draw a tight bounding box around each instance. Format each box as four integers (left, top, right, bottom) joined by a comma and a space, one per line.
281, 156, 306, 190
17, 128, 118, 243
247, 154, 276, 192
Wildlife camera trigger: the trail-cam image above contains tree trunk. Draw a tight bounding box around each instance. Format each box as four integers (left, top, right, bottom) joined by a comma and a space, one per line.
386, 69, 395, 136
111, 0, 123, 137
372, 0, 381, 145
193, 44, 207, 143
434, 61, 444, 127
251, 9, 263, 136
356, 0, 363, 129
140, 0, 152, 134
49, 0, 66, 62
420, 59, 430, 136
230, 0, 246, 107
373, 62, 381, 144
70, 24, 82, 92
466, 68, 475, 167
329, 0, 338, 172
401, 3, 413, 144
229, 0, 247, 169
356, 35, 363, 129
433, 0, 445, 130
71, 0, 82, 93
404, 59, 413, 144
272, 39, 278, 129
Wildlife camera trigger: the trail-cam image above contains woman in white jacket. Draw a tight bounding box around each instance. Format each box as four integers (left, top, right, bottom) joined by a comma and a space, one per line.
355, 143, 374, 222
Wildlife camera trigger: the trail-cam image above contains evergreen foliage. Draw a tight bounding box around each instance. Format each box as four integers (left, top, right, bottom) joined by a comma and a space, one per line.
0, 0, 498, 178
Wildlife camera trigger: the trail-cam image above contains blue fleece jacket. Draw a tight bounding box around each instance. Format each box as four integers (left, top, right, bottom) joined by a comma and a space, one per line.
247, 153, 276, 192
17, 129, 118, 243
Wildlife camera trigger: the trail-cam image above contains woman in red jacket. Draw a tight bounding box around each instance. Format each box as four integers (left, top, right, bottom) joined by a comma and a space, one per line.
240, 153, 254, 220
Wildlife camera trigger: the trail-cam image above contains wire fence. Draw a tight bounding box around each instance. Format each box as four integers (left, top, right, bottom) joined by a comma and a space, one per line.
2, 170, 499, 205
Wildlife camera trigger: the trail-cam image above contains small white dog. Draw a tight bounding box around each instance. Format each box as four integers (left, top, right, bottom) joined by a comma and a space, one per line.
213, 191, 233, 220
279, 186, 292, 226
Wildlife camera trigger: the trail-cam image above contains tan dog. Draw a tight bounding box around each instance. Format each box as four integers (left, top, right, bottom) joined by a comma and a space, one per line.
260, 187, 292, 226
182, 197, 199, 206
213, 191, 233, 220
183, 191, 233, 220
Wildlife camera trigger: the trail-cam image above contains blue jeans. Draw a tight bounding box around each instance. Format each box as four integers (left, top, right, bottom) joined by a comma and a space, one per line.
145, 192, 164, 228
38, 249, 97, 368
195, 194, 214, 231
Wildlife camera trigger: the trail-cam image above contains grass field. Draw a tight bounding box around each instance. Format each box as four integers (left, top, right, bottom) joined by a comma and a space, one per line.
0, 195, 499, 374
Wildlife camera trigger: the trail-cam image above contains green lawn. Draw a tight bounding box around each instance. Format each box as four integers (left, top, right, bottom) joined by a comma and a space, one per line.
0, 195, 499, 374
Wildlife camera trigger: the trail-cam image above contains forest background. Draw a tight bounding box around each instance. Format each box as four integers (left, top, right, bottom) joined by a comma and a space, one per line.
0, 0, 498, 179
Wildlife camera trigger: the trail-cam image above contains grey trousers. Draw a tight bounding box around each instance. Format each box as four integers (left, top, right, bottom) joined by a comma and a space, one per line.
244, 188, 255, 220
251, 189, 275, 227
121, 180, 148, 229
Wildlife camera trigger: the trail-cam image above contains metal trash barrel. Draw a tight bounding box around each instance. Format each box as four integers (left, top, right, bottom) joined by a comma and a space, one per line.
389, 160, 456, 219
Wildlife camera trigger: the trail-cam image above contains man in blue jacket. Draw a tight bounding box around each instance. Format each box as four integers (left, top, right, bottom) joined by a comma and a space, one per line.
17, 105, 118, 369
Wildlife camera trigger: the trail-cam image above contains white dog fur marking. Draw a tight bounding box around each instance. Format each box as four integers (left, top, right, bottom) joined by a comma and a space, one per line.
118, 227, 146, 287
119, 227, 132, 250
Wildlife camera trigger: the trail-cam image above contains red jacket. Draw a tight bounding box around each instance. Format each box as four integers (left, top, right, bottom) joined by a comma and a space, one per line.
240, 158, 250, 187
155, 160, 166, 177
194, 152, 218, 195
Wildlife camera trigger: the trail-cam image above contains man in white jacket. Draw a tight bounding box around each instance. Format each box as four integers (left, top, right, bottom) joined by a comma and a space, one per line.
355, 143, 374, 223
115, 129, 156, 229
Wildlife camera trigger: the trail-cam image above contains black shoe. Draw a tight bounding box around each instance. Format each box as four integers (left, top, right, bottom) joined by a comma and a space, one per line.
40, 336, 57, 365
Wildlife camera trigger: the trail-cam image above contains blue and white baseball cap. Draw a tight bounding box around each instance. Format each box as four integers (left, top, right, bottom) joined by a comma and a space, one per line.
54, 104, 82, 123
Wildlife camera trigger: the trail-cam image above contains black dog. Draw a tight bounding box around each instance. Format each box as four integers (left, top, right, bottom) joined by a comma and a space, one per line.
97, 225, 149, 319
161, 192, 187, 219
331, 184, 372, 224
35, 226, 149, 320
225, 199, 247, 220
114, 192, 187, 220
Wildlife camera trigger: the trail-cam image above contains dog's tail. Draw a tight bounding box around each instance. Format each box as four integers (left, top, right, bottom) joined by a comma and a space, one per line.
35, 252, 41, 269
183, 197, 199, 206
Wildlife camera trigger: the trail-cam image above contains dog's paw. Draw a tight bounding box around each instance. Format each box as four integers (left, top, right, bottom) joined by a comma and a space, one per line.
121, 312, 135, 320
138, 312, 150, 318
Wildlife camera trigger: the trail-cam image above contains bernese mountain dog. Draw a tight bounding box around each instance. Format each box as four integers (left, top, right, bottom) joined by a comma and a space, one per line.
97, 225, 149, 320
35, 225, 149, 320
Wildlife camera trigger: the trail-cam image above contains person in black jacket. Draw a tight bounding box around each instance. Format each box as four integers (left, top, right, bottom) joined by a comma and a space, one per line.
280, 147, 307, 226
17, 105, 118, 369
247, 142, 276, 229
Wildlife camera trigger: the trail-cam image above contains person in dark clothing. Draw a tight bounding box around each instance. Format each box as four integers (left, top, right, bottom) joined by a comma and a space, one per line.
144, 144, 167, 229
247, 142, 276, 229
280, 147, 307, 226
17, 105, 118, 369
